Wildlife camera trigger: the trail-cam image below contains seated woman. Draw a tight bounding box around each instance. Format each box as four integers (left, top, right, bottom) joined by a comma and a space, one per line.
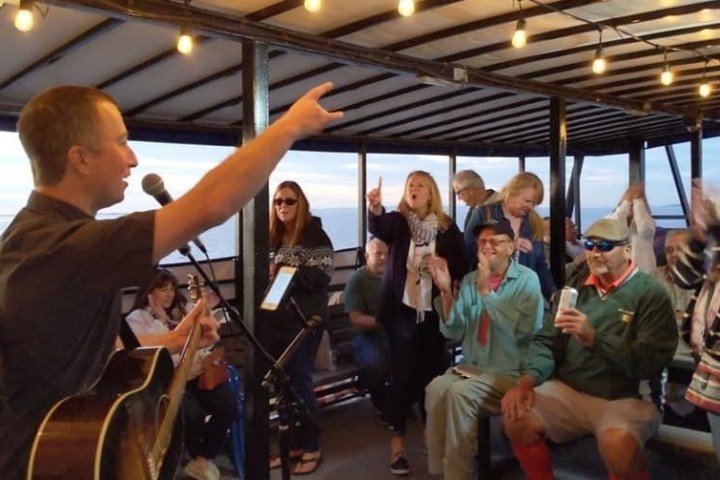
125, 269, 235, 480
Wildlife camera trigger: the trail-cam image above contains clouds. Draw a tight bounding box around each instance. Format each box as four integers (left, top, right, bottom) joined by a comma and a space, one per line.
0, 130, 718, 222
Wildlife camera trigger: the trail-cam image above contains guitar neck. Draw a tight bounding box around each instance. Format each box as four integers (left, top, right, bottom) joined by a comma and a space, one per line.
150, 304, 206, 467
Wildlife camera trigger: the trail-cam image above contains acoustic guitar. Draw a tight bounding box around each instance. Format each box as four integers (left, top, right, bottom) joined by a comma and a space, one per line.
27, 275, 207, 479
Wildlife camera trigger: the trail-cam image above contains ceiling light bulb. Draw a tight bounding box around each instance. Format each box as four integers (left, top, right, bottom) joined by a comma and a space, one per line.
177, 27, 193, 55
592, 48, 606, 74
398, 0, 415, 17
699, 82, 712, 98
304, 0, 321, 12
592, 57, 606, 74
660, 65, 674, 86
511, 19, 526, 48
14, 3, 33, 32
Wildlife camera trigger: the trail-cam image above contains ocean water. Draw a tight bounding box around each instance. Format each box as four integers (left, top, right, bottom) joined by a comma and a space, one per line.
0, 205, 688, 264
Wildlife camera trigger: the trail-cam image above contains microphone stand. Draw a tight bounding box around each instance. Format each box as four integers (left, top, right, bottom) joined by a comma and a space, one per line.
262, 304, 321, 480
183, 251, 320, 480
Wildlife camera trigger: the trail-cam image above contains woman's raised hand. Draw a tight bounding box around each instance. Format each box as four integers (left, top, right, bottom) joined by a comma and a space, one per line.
367, 176, 383, 215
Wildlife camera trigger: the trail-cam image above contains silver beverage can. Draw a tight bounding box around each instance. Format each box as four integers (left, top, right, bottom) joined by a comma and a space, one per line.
557, 286, 578, 310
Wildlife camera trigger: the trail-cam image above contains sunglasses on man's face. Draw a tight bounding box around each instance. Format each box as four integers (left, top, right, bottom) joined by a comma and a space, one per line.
273, 198, 298, 206
583, 238, 625, 252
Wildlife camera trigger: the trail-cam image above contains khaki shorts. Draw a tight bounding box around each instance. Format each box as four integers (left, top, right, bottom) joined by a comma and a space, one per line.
532, 380, 661, 446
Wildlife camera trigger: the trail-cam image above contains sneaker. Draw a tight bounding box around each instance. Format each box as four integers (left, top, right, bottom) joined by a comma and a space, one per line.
389, 455, 411, 476
184, 457, 220, 480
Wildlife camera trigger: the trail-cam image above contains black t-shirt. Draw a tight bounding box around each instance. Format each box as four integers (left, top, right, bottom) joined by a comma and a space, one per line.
0, 191, 156, 479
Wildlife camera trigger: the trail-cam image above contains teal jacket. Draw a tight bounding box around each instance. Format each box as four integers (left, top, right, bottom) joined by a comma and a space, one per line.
439, 259, 544, 377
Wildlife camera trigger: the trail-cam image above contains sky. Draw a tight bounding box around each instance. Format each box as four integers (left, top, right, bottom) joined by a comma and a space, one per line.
1, 130, 719, 219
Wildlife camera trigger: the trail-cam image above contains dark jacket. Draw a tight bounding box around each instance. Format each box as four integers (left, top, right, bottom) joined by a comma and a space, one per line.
268, 216, 334, 333
368, 209, 468, 326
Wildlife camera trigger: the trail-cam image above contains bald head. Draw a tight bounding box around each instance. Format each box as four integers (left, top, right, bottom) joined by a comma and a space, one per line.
365, 237, 389, 276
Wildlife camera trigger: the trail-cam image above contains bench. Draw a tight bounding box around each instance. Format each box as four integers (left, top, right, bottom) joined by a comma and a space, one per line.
311, 247, 366, 407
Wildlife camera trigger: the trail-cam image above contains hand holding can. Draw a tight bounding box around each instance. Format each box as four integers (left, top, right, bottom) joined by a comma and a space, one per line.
554, 287, 577, 327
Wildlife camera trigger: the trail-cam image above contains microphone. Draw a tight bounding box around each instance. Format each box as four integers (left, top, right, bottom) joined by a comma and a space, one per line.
141, 173, 208, 255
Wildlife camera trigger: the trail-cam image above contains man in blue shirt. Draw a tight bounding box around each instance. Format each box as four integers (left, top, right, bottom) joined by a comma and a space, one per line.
426, 219, 544, 480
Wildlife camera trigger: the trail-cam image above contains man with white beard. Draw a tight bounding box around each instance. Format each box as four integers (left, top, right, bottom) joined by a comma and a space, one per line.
501, 217, 677, 480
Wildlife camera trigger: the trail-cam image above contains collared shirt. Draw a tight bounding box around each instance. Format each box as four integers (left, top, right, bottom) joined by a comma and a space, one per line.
584, 260, 638, 296
0, 191, 155, 479
439, 259, 544, 376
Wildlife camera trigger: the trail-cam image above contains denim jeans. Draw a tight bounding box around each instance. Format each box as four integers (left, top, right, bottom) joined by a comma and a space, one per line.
282, 327, 323, 452
352, 331, 391, 410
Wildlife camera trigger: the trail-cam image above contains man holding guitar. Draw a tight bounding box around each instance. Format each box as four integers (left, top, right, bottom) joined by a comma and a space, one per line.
0, 83, 342, 479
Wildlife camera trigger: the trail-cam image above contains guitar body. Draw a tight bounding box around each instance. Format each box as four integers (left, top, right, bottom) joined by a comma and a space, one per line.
28, 347, 183, 480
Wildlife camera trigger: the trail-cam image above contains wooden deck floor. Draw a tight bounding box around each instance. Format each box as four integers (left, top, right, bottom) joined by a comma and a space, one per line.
178, 395, 719, 479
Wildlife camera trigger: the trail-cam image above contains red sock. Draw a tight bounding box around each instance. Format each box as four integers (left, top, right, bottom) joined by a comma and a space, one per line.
511, 441, 553, 480
608, 470, 650, 480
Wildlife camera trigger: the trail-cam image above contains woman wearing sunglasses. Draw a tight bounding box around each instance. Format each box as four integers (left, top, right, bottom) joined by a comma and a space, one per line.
265, 180, 333, 475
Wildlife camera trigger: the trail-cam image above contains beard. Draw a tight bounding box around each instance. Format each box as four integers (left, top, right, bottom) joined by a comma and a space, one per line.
588, 262, 609, 276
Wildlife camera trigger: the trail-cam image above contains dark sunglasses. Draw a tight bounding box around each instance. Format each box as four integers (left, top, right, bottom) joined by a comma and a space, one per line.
273, 198, 298, 206
583, 238, 626, 252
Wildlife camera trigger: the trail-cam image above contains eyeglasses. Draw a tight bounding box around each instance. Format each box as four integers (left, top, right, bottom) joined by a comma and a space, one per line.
273, 198, 298, 206
454, 187, 468, 196
583, 238, 626, 252
478, 238, 509, 248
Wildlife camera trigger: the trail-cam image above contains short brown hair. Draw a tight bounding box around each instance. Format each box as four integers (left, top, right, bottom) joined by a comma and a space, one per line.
17, 86, 117, 186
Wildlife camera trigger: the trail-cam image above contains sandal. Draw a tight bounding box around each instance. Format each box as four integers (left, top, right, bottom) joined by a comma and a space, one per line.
269, 449, 304, 469
292, 452, 323, 475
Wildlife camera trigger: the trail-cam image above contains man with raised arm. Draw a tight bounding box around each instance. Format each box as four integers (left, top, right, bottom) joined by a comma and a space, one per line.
425, 219, 543, 480
0, 83, 341, 479
501, 217, 677, 480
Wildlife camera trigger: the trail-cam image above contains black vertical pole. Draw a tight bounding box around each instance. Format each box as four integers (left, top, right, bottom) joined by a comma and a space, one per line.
358, 141, 368, 249
690, 115, 703, 226
549, 97, 567, 287
241, 39, 271, 480
628, 138, 645, 186
449, 147, 457, 221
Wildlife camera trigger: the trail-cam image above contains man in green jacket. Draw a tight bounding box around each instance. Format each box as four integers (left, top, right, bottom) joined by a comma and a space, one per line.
501, 217, 677, 480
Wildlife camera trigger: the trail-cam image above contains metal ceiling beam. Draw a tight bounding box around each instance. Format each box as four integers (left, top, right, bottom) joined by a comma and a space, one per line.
46, 0, 698, 120
320, 23, 720, 134
0, 18, 124, 92
439, 2, 720, 64
125, 0, 462, 117
484, 22, 720, 73
96, 35, 212, 90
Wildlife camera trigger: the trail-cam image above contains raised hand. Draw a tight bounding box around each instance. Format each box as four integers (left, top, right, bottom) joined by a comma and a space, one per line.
367, 176, 383, 215
148, 294, 167, 322
476, 252, 490, 295
280, 82, 344, 139
428, 254, 451, 293
624, 184, 645, 202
